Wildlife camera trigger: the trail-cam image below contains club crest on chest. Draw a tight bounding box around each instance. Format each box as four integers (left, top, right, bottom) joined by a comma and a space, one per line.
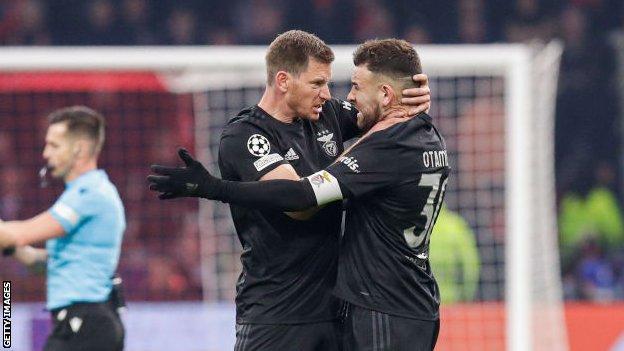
316, 129, 337, 157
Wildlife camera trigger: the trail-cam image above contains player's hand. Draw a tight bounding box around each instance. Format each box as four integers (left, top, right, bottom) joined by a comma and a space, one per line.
401, 73, 431, 115
148, 148, 218, 200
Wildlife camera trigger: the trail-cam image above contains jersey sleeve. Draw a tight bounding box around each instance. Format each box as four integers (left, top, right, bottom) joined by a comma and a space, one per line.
218, 121, 289, 181
49, 187, 99, 234
331, 98, 360, 141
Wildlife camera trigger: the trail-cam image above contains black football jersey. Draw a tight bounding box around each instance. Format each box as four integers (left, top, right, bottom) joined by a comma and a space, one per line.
324, 113, 450, 320
218, 98, 359, 324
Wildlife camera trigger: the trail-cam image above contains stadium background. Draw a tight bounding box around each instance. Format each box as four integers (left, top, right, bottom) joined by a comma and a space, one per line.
1, 0, 624, 350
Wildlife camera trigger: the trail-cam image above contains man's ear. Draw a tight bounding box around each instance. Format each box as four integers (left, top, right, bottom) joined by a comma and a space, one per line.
73, 139, 92, 158
275, 71, 290, 93
381, 84, 396, 107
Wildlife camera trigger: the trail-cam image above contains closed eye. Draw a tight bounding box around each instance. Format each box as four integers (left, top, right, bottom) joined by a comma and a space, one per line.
312, 79, 327, 88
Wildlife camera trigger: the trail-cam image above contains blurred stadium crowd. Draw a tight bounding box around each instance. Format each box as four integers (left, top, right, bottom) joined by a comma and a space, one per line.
1, 0, 624, 302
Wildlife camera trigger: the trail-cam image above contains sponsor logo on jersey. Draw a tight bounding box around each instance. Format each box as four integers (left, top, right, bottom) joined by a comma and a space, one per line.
422, 150, 449, 168
316, 130, 338, 157
253, 153, 283, 172
338, 156, 360, 173
284, 148, 299, 161
247, 134, 271, 157
309, 170, 333, 187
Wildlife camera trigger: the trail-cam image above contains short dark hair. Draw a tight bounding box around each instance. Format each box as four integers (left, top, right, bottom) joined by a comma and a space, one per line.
48, 106, 105, 154
265, 30, 334, 85
353, 39, 422, 79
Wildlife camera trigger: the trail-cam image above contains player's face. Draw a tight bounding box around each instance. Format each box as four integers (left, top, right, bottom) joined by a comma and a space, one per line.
287, 58, 332, 121
347, 65, 383, 132
42, 123, 76, 180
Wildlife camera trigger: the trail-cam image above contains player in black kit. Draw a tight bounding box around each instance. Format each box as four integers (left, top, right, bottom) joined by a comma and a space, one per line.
149, 31, 432, 351
150, 38, 447, 351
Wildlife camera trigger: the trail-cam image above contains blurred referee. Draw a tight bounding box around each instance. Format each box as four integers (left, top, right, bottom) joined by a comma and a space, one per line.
0, 106, 126, 351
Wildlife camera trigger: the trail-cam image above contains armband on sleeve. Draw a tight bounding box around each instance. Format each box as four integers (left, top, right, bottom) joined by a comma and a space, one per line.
305, 170, 344, 206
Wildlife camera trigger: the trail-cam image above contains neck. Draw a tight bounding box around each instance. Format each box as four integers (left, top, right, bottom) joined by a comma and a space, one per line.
64, 159, 98, 183
380, 102, 410, 120
258, 86, 297, 124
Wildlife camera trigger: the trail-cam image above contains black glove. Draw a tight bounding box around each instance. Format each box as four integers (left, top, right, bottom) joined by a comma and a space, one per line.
148, 148, 220, 200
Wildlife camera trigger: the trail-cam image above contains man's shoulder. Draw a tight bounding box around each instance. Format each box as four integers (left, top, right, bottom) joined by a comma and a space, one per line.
221, 106, 273, 138
356, 113, 448, 171
55, 184, 101, 215
385, 113, 442, 146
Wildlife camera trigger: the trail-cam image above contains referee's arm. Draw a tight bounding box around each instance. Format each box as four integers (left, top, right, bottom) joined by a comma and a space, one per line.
0, 212, 64, 262
13, 246, 48, 266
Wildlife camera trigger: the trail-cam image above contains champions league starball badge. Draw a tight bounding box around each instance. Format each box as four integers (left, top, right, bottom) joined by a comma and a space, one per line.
247, 134, 271, 157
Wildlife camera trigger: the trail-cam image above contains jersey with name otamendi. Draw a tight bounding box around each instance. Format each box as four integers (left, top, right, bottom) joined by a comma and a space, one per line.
307, 113, 450, 320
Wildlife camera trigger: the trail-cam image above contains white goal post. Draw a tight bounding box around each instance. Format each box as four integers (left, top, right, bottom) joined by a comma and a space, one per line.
0, 42, 565, 351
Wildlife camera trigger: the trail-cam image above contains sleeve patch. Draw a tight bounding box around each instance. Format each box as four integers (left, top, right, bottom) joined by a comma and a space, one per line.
306, 170, 343, 206
51, 203, 80, 226
253, 153, 284, 172
247, 134, 271, 157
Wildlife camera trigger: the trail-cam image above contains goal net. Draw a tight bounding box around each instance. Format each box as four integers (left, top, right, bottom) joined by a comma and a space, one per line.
0, 43, 565, 351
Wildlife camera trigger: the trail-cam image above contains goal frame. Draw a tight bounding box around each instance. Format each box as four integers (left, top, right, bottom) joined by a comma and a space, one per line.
0, 43, 563, 351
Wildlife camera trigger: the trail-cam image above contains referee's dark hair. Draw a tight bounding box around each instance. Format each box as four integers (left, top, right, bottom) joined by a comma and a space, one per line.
48, 105, 106, 155
265, 30, 334, 85
353, 39, 422, 83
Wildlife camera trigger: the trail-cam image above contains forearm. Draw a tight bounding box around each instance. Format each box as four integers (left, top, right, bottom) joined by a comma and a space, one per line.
149, 149, 330, 212
211, 179, 317, 212
0, 215, 61, 247
0, 222, 19, 248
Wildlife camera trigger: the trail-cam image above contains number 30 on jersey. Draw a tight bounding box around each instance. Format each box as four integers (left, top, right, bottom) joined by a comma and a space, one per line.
403, 172, 448, 253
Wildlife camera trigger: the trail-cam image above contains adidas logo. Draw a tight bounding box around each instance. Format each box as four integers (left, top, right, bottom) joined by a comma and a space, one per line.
285, 148, 299, 161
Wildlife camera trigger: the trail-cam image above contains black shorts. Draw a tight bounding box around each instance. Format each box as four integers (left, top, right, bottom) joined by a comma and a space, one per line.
44, 302, 124, 351
234, 320, 342, 351
341, 303, 439, 351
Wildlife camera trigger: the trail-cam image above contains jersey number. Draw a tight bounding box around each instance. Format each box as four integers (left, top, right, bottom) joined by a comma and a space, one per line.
403, 173, 448, 250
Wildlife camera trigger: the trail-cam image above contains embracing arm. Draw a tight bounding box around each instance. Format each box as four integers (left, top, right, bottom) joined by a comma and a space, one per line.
216, 177, 318, 212
257, 163, 319, 219
148, 149, 339, 211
